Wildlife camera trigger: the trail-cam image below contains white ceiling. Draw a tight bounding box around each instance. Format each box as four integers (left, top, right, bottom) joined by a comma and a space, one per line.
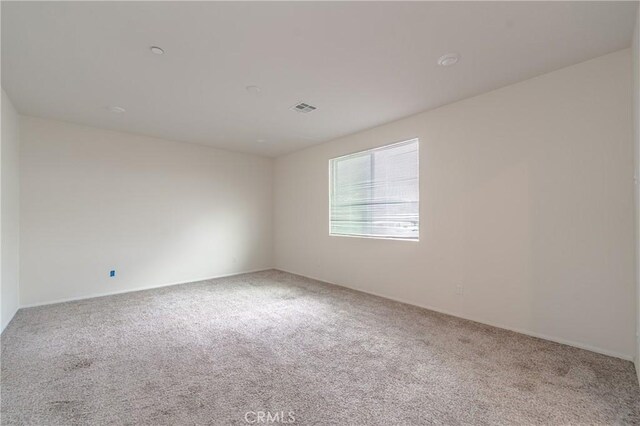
2, 2, 637, 157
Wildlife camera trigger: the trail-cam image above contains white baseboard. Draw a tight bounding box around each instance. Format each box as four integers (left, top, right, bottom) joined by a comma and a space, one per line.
20, 267, 274, 309
275, 267, 634, 362
14, 266, 635, 362
1, 306, 20, 334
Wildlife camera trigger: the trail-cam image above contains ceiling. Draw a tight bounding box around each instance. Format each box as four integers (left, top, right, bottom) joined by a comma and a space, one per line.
2, 2, 637, 157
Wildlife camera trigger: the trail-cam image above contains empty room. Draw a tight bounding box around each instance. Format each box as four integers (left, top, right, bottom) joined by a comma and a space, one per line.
2, 1, 640, 424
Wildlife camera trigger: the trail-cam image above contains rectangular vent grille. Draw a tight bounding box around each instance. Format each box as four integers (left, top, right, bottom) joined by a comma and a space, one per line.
292, 102, 317, 113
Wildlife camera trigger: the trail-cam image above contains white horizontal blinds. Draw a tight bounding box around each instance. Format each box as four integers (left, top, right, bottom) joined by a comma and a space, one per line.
330, 139, 419, 240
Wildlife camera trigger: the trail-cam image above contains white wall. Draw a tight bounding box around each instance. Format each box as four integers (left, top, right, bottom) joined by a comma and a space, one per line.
20, 117, 273, 306
274, 49, 635, 360
1, 90, 21, 331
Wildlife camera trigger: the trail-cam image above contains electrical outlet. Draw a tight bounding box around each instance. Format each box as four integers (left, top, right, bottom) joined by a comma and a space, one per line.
456, 285, 463, 296
109, 270, 116, 278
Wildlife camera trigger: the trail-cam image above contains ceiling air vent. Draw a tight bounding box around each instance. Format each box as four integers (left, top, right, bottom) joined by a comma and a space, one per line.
292, 102, 317, 113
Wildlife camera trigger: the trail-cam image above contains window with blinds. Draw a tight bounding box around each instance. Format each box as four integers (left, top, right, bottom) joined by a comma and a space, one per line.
329, 139, 419, 240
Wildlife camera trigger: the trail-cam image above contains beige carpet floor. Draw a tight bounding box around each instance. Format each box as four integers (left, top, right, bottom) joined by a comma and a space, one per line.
1, 270, 639, 425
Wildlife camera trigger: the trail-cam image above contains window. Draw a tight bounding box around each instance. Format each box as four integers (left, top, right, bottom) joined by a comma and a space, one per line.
329, 139, 419, 240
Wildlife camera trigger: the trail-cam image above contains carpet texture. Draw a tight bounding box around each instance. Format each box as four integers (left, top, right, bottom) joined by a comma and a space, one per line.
1, 270, 639, 425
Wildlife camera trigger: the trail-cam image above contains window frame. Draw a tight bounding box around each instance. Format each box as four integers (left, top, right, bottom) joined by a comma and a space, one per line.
328, 138, 420, 242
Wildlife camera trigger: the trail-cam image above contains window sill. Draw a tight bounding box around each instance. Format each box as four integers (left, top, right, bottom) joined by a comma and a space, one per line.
329, 233, 419, 242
